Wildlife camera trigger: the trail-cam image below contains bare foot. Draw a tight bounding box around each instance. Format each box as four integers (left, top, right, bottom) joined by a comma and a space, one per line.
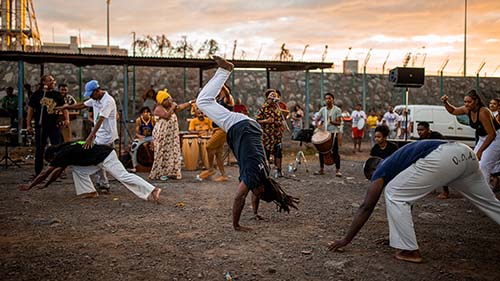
151, 187, 162, 204
436, 192, 449, 199
213, 55, 234, 71
80, 192, 99, 199
395, 249, 423, 263
234, 225, 253, 232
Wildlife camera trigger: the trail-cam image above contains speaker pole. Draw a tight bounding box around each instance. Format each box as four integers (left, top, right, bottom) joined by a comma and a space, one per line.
405, 87, 409, 141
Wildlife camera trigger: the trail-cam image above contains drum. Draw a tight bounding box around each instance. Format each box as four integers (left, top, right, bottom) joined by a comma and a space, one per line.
131, 139, 154, 172
357, 118, 365, 130
182, 134, 199, 171
311, 130, 335, 165
199, 135, 211, 169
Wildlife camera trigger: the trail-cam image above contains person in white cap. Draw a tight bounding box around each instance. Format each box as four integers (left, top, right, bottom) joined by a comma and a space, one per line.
56, 80, 118, 193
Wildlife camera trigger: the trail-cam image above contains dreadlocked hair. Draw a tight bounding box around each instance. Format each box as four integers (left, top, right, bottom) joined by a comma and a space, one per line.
261, 177, 299, 213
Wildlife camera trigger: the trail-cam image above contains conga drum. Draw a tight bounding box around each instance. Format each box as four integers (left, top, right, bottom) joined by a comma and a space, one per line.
199, 135, 211, 169
182, 134, 199, 171
131, 139, 154, 172
311, 130, 335, 165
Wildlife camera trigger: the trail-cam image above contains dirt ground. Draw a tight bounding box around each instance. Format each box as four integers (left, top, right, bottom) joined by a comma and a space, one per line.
1, 143, 500, 281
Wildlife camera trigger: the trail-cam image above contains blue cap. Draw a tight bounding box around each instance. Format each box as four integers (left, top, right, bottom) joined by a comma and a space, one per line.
84, 80, 100, 98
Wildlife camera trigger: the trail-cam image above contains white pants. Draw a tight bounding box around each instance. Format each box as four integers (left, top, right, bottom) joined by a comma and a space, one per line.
475, 128, 500, 184
94, 142, 115, 188
196, 68, 249, 132
384, 142, 500, 250
72, 151, 155, 200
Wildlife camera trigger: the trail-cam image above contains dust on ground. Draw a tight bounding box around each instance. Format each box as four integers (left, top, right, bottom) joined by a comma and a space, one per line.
1, 144, 500, 281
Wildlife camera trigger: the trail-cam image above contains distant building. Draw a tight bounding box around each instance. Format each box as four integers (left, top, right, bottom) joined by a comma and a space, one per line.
42, 36, 128, 55
343, 60, 358, 75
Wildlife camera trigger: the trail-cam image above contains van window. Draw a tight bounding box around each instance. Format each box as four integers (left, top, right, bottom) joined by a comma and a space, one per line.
456, 115, 470, 125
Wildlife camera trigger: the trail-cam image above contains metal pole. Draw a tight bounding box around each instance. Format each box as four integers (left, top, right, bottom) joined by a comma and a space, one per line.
362, 65, 367, 111
320, 69, 325, 102
231, 70, 235, 93
440, 71, 444, 97
305, 69, 310, 129
123, 64, 129, 146
183, 67, 187, 120
476, 73, 480, 92
132, 31, 136, 117
106, 0, 111, 54
199, 68, 203, 88
266, 68, 270, 89
464, 0, 467, 77
18, 60, 24, 143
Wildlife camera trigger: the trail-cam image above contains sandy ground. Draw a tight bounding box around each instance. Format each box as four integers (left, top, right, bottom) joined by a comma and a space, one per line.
1, 143, 500, 281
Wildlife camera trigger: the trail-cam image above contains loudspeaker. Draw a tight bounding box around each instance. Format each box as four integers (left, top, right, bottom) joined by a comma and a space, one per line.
389, 67, 425, 88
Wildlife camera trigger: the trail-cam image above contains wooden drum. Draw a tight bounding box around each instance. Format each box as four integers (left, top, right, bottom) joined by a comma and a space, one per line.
182, 134, 199, 171
311, 130, 335, 166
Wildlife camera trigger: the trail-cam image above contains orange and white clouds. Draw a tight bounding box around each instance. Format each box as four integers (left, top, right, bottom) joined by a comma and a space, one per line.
34, 0, 500, 76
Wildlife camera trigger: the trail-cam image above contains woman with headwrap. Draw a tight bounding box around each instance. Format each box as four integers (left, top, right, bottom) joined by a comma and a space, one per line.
149, 89, 194, 180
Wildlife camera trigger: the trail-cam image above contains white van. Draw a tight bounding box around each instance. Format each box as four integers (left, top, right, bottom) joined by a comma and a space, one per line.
394, 105, 475, 146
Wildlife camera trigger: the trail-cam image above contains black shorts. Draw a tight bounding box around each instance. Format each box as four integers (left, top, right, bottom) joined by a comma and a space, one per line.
226, 119, 270, 190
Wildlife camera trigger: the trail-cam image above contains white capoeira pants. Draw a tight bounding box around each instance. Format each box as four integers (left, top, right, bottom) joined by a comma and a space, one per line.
196, 68, 249, 132
475, 128, 500, 184
72, 150, 155, 200
384, 142, 500, 251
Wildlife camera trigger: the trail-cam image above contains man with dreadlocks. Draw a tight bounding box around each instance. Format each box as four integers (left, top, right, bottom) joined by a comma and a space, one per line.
197, 56, 299, 231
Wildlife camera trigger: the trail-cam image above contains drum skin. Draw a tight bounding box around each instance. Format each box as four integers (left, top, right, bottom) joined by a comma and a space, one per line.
357, 118, 365, 130
311, 131, 335, 165
182, 135, 200, 171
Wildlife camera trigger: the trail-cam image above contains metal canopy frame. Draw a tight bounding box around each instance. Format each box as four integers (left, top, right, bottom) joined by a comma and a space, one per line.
2, 51, 332, 143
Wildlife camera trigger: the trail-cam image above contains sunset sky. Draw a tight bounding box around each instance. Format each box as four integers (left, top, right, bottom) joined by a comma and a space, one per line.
33, 0, 500, 76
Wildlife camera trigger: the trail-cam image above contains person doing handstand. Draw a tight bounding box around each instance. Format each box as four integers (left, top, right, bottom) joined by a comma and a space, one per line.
196, 56, 298, 231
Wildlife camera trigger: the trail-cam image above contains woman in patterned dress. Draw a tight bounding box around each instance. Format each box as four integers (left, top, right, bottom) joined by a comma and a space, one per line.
149, 90, 193, 180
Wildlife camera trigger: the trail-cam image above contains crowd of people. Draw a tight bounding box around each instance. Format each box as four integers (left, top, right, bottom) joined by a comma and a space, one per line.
6, 56, 500, 265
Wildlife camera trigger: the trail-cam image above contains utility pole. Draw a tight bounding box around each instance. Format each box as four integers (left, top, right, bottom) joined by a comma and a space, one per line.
106, 0, 111, 54
464, 0, 467, 77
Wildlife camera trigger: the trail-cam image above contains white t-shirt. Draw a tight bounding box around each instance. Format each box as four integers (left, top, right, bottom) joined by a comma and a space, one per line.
351, 110, 367, 127
399, 114, 412, 129
84, 91, 118, 145
383, 111, 399, 130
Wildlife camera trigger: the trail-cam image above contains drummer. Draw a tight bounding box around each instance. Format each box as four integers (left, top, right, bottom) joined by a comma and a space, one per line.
131, 106, 155, 172
188, 108, 213, 136
351, 103, 367, 153
314, 93, 342, 177
135, 106, 155, 141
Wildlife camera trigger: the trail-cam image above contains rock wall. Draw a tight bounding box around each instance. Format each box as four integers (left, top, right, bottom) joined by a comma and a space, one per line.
2, 61, 500, 131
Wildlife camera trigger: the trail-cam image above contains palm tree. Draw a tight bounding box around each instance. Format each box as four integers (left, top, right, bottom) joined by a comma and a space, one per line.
174, 36, 194, 58
134, 37, 150, 56
155, 35, 172, 57
197, 39, 219, 58
277, 43, 293, 61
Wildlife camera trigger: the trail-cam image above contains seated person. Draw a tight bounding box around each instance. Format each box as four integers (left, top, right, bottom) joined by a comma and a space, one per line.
131, 106, 155, 171
188, 109, 213, 136
135, 106, 155, 141
370, 125, 398, 159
